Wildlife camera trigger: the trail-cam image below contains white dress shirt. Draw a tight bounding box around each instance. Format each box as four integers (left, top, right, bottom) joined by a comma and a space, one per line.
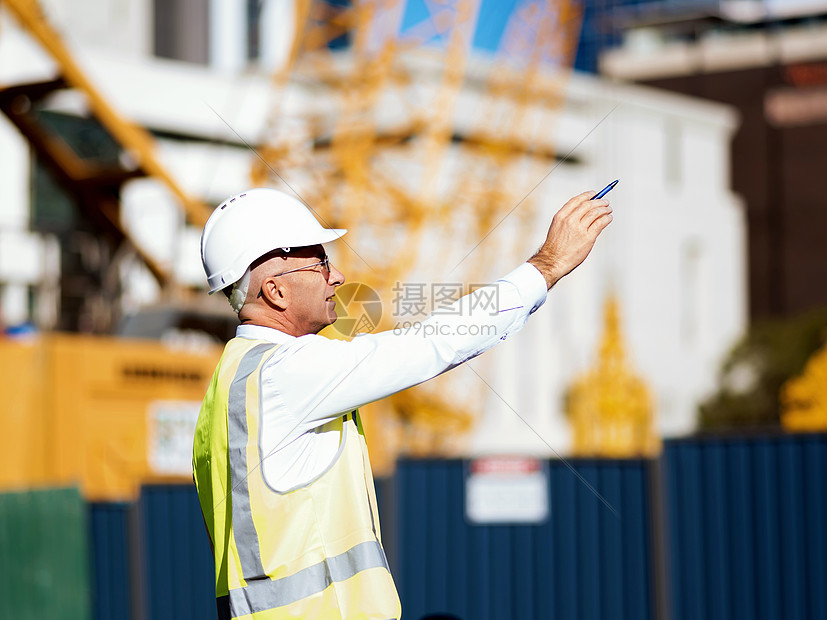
235, 262, 548, 491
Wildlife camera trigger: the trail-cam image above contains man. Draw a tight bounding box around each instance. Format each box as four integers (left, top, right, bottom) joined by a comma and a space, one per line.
193, 187, 612, 619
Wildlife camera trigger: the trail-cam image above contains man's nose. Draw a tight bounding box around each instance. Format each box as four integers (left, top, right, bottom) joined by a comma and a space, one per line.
329, 263, 345, 286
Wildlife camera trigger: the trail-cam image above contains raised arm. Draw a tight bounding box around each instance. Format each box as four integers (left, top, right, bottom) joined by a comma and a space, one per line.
269, 190, 613, 432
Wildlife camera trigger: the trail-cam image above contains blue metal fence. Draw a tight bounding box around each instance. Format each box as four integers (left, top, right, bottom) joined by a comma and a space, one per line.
392, 459, 654, 620
89, 503, 131, 620
135, 485, 216, 620
83, 433, 827, 620
663, 433, 827, 620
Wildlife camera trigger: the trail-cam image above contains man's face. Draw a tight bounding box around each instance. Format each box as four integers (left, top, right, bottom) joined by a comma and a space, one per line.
274, 245, 345, 335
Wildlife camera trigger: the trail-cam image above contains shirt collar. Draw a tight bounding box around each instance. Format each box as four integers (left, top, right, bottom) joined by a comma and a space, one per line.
236, 323, 297, 344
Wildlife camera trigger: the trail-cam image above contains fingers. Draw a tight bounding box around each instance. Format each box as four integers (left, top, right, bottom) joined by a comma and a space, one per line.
558, 191, 598, 216
553, 190, 613, 239
560, 190, 610, 222
574, 196, 608, 219
583, 203, 612, 230
588, 211, 613, 235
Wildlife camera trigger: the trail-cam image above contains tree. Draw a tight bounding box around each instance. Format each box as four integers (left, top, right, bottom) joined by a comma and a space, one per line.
698, 308, 827, 431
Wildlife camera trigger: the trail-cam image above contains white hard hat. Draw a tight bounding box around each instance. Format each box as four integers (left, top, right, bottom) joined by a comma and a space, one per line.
201, 188, 346, 294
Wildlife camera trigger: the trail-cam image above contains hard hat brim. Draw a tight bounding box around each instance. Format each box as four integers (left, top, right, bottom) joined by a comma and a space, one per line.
206, 227, 347, 294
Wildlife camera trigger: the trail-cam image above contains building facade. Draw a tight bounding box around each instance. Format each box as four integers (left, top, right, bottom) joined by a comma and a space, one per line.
602, 1, 827, 320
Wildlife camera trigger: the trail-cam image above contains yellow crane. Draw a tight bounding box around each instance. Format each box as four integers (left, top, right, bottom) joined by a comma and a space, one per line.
255, 0, 585, 466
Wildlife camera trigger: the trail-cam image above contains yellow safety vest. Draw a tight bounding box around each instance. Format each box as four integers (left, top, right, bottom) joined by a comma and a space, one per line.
193, 338, 401, 619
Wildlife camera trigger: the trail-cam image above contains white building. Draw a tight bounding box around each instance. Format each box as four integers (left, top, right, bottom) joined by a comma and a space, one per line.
0, 0, 746, 449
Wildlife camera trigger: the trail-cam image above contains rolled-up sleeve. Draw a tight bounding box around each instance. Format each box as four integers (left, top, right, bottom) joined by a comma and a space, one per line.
262, 263, 548, 435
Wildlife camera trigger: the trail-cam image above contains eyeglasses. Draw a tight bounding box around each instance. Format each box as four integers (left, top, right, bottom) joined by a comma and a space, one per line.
273, 256, 330, 278
257, 256, 331, 298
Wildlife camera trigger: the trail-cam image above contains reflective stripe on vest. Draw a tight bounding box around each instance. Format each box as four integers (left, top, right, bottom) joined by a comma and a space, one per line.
228, 539, 390, 616
229, 343, 273, 582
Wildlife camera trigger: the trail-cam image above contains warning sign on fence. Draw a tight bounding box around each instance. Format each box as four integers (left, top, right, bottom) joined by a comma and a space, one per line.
465, 456, 549, 525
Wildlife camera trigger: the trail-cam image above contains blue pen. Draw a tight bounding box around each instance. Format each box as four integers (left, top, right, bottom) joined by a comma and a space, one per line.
592, 179, 618, 200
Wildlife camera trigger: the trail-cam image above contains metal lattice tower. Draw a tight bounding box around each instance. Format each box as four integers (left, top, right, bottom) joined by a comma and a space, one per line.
254, 0, 585, 460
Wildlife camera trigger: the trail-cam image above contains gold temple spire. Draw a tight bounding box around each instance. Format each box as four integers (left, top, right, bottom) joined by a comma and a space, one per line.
781, 342, 827, 431
565, 296, 660, 457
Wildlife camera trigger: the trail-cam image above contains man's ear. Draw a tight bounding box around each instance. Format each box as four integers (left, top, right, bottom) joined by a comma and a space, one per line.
260, 277, 289, 310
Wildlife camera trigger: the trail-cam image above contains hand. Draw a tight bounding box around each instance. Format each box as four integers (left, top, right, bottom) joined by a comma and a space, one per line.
527, 190, 613, 289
